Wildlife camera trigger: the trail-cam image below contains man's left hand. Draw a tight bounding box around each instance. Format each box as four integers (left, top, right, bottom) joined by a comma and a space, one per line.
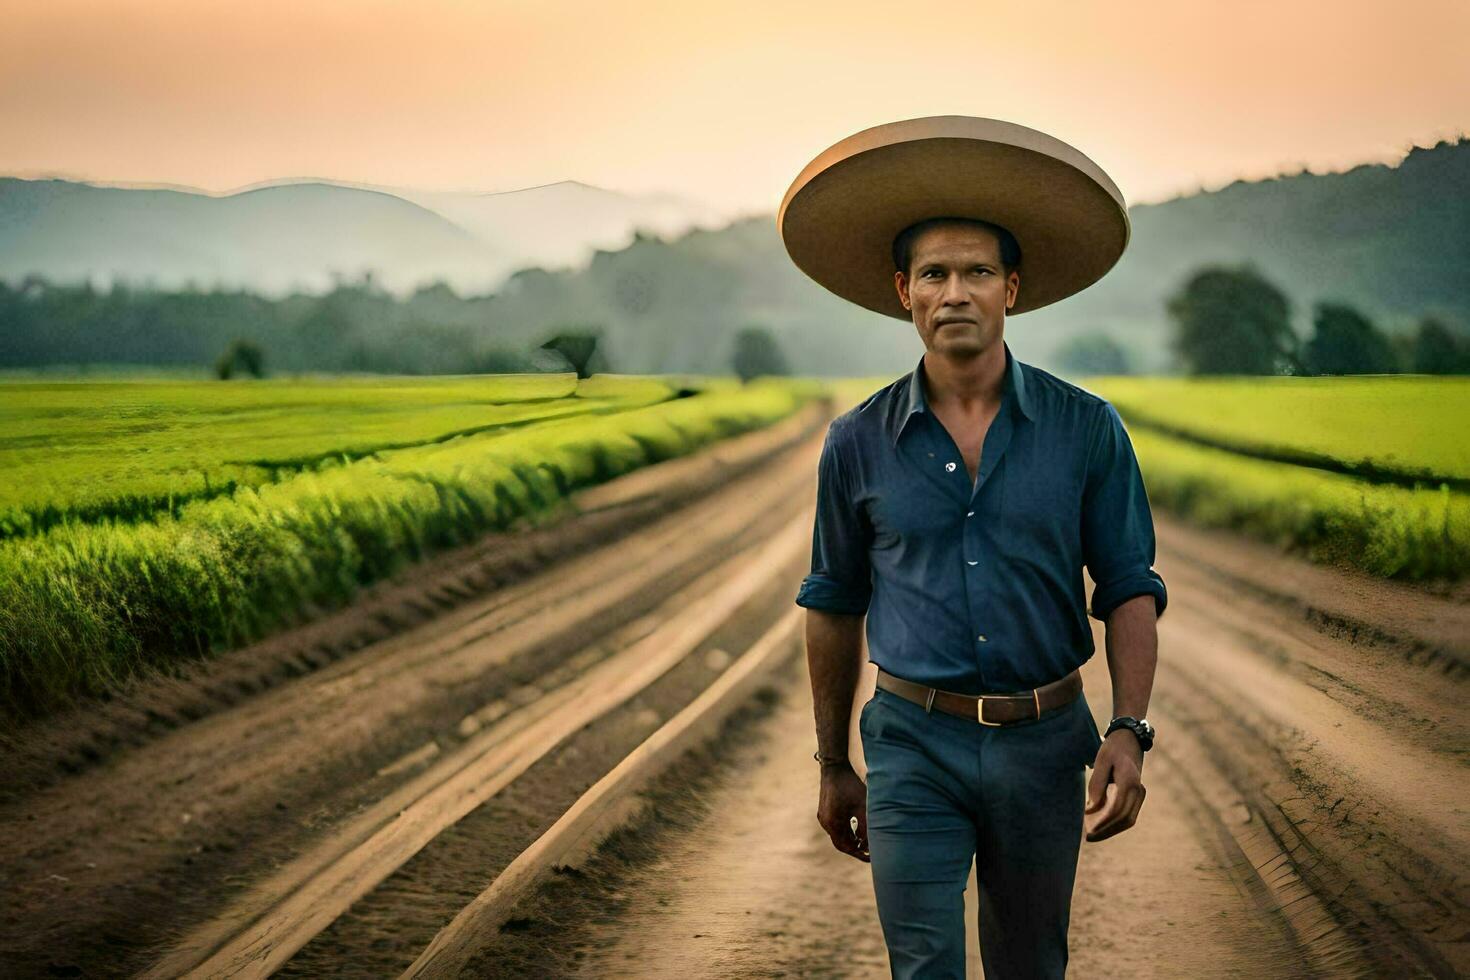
1084, 730, 1146, 842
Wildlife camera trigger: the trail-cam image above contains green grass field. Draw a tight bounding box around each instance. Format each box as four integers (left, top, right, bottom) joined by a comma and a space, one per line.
7, 366, 1459, 721
0, 373, 677, 538
0, 373, 824, 719
1083, 375, 1469, 582
1085, 375, 1470, 487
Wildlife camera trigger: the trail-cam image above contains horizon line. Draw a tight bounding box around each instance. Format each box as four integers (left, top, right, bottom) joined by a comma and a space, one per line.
2, 130, 1463, 214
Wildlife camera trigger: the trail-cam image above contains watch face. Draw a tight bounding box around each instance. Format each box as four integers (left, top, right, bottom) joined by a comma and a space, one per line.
1111, 717, 1154, 750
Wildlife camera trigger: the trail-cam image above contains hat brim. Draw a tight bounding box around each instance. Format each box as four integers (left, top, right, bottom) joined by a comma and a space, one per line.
777, 116, 1130, 319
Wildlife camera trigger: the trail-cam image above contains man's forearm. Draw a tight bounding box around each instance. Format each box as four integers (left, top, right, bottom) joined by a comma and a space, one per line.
1103, 593, 1158, 719
805, 609, 866, 762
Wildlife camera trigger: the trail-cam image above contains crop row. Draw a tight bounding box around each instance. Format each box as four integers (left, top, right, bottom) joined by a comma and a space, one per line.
0, 380, 820, 720
0, 374, 676, 538
1128, 426, 1470, 582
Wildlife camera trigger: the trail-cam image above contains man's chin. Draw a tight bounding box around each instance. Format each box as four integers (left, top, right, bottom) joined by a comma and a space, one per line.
932, 332, 996, 355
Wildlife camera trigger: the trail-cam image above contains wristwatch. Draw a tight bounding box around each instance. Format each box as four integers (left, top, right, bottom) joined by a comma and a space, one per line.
1104, 716, 1155, 752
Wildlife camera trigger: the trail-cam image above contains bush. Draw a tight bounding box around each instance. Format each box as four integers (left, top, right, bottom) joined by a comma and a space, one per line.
215, 339, 266, 379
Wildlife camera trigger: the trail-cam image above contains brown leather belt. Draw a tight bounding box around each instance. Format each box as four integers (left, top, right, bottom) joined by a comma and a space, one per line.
875, 666, 1082, 726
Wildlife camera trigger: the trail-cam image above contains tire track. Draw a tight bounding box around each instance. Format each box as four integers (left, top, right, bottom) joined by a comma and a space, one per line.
144, 518, 810, 979
1147, 521, 1469, 978
0, 417, 827, 979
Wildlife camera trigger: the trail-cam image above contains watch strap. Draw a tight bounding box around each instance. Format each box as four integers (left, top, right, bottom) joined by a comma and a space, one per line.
1105, 716, 1154, 751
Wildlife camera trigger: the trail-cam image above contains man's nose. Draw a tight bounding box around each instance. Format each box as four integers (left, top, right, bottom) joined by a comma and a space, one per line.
940, 273, 969, 305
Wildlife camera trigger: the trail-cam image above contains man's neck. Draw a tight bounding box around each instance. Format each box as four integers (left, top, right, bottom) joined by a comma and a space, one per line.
922, 343, 1006, 415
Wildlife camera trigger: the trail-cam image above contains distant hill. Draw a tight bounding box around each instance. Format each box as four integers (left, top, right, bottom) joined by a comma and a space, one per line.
1, 138, 1463, 377
397, 180, 726, 270
443, 138, 1470, 377
0, 177, 722, 297
1020, 137, 1470, 371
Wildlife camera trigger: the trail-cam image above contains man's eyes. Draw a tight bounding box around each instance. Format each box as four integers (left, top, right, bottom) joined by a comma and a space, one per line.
920, 268, 991, 278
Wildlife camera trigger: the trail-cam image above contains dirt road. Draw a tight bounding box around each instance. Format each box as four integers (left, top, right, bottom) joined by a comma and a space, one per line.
0, 401, 1464, 978
483, 509, 1470, 979
539, 650, 1303, 980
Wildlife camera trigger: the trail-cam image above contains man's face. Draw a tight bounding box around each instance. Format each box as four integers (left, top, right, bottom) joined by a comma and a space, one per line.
894, 223, 1020, 356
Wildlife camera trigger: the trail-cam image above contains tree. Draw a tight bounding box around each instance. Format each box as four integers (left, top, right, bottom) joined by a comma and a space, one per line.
1166, 265, 1301, 375
1412, 317, 1470, 374
731, 325, 790, 382
538, 330, 607, 378
1301, 302, 1398, 375
215, 338, 266, 379
297, 292, 357, 369
1052, 331, 1132, 376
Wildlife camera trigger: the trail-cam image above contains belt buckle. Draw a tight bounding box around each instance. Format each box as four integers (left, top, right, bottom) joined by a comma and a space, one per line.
977, 696, 1003, 727
976, 688, 1042, 727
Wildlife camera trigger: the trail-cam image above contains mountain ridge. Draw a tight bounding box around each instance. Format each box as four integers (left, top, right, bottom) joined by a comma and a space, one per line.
0, 175, 723, 297
1, 137, 1464, 377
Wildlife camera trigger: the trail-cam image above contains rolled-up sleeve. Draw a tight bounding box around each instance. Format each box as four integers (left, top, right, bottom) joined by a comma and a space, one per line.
794, 422, 873, 615
1082, 401, 1168, 622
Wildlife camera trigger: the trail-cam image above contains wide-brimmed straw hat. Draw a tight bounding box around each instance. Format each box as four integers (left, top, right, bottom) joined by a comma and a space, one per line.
777, 115, 1130, 319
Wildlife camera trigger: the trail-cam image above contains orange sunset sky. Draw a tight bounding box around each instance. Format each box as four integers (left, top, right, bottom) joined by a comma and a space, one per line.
2, 0, 1466, 218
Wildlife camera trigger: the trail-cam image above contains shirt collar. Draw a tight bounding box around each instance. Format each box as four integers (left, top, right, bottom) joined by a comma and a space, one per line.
893, 340, 1033, 448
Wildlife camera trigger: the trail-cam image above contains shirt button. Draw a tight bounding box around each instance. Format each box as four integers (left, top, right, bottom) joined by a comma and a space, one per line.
966, 560, 978, 566
966, 511, 974, 517
977, 634, 988, 643
945, 461, 956, 472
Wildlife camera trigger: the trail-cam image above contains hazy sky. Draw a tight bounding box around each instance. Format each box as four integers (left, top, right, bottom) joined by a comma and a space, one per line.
3, 0, 1466, 219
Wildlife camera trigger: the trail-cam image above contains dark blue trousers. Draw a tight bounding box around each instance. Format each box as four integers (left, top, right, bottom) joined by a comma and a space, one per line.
859, 682, 1103, 979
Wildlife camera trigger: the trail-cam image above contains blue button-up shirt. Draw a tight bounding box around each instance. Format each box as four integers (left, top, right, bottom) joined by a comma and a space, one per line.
795, 341, 1167, 695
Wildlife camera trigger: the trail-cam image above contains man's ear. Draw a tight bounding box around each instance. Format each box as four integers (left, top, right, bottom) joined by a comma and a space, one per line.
1005, 270, 1020, 310
895, 270, 911, 310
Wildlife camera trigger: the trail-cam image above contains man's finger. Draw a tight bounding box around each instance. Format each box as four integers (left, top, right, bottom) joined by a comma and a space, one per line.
845, 814, 870, 863
1122, 784, 1147, 829
1088, 785, 1142, 841
1086, 784, 1131, 840
831, 826, 870, 863
821, 811, 868, 861
850, 812, 871, 863
1092, 779, 1127, 827
818, 813, 849, 852
1085, 761, 1111, 812
1109, 786, 1145, 836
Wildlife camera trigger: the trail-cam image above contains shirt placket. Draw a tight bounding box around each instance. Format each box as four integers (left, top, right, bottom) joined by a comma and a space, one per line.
922, 400, 1016, 690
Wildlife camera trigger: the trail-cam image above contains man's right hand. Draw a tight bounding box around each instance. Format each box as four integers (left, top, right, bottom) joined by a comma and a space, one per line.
818, 765, 869, 862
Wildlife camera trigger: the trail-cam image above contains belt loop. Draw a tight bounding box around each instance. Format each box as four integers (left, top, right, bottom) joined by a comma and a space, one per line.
1032, 687, 1041, 718
924, 687, 937, 714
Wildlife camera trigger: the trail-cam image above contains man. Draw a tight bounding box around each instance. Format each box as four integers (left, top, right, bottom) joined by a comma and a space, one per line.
779, 117, 1166, 978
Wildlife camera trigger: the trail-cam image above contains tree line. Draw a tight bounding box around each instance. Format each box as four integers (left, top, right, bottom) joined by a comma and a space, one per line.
4, 265, 1462, 380
0, 274, 793, 382
1055, 264, 1468, 377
